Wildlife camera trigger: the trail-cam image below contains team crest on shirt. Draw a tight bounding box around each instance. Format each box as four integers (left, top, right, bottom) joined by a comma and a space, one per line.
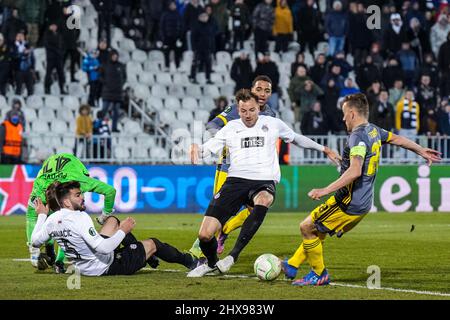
89, 227, 96, 236
214, 192, 221, 199
130, 244, 137, 250
262, 125, 268, 132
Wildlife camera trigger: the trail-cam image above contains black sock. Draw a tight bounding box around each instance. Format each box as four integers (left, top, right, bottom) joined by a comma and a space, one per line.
199, 237, 218, 268
45, 243, 56, 265
229, 205, 268, 261
150, 238, 193, 268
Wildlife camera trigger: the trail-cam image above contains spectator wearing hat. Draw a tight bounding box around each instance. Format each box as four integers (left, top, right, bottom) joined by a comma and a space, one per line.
272, 0, 293, 54
383, 13, 408, 57
0, 110, 24, 164
252, 0, 275, 59
160, 1, 184, 70
82, 49, 101, 107
12, 31, 35, 96
5, 98, 26, 130
325, 0, 348, 57
339, 77, 360, 97
230, 50, 253, 93
320, 62, 345, 91
100, 49, 126, 132
0, 33, 12, 95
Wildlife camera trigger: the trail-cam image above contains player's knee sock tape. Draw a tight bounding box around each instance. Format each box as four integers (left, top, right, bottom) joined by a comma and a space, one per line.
229, 205, 268, 261
199, 237, 219, 268
150, 238, 192, 268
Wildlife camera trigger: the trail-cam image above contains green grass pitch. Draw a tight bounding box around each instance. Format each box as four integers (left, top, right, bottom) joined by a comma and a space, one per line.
0, 212, 449, 300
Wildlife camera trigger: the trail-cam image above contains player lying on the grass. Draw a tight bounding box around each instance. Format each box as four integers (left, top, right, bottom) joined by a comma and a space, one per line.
27, 153, 117, 273
31, 181, 199, 276
186, 89, 341, 277
282, 93, 442, 286
189, 75, 278, 258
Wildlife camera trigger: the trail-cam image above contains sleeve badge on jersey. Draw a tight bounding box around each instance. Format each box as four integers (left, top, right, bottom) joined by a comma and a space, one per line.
223, 106, 232, 114
262, 125, 268, 132
358, 141, 366, 147
89, 227, 97, 236
214, 192, 221, 199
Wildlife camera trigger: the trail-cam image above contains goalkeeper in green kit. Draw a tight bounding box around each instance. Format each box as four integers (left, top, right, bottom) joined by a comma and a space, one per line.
27, 153, 116, 273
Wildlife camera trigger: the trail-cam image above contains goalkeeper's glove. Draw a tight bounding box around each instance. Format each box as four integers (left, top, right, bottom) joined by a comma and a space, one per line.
96, 210, 114, 225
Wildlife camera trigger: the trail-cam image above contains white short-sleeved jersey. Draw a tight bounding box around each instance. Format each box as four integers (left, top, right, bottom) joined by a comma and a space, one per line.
202, 115, 296, 182
32, 208, 114, 276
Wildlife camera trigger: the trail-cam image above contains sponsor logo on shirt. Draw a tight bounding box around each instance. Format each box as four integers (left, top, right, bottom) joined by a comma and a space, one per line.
241, 137, 265, 148
50, 229, 73, 238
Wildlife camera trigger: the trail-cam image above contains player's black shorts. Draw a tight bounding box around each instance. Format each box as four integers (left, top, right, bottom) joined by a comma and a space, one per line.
205, 177, 276, 226
102, 236, 147, 276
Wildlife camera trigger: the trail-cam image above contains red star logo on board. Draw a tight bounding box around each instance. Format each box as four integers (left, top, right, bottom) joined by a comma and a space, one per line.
0, 165, 35, 216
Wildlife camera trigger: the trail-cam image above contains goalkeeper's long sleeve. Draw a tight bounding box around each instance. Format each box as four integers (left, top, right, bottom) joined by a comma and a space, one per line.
83, 178, 116, 214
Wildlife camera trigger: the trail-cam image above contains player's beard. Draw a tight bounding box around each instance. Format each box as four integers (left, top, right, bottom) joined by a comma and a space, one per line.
72, 200, 86, 211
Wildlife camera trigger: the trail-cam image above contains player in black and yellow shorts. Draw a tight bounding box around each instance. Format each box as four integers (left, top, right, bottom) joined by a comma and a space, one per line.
282, 93, 441, 286
189, 75, 277, 258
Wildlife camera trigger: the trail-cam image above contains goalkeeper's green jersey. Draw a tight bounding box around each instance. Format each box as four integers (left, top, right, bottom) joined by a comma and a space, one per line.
29, 153, 116, 214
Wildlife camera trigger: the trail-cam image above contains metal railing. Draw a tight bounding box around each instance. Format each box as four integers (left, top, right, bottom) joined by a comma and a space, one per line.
21, 133, 450, 165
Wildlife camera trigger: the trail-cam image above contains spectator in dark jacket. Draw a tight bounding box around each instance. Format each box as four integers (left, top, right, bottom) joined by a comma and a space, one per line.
320, 63, 345, 91
43, 23, 65, 94
396, 41, 418, 87
254, 52, 280, 110
301, 101, 329, 135
416, 74, 438, 135
210, 0, 229, 52
252, 0, 275, 58
321, 78, 345, 134
407, 17, 431, 64
141, 0, 169, 46
309, 53, 327, 85
230, 51, 253, 93
438, 31, 450, 97
18, 0, 45, 48
160, 1, 183, 70
382, 56, 404, 89
2, 8, 27, 46
0, 33, 11, 95
183, 0, 204, 51
100, 49, 126, 132
356, 54, 382, 92
297, 0, 322, 55
348, 2, 373, 67
230, 0, 251, 51
290, 51, 308, 77
91, 0, 114, 46
383, 13, 408, 57
419, 52, 439, 88
331, 51, 352, 78
62, 5, 80, 83
13, 32, 35, 96
325, 1, 348, 57
369, 88, 395, 131
189, 12, 215, 84
437, 99, 450, 158
97, 38, 110, 66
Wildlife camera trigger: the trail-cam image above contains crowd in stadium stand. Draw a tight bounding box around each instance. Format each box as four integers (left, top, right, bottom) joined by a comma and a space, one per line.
1, 0, 450, 153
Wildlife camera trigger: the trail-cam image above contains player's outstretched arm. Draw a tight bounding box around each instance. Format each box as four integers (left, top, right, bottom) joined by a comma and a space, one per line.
189, 143, 201, 164
85, 178, 117, 224
291, 134, 342, 166
308, 156, 363, 200
387, 133, 442, 166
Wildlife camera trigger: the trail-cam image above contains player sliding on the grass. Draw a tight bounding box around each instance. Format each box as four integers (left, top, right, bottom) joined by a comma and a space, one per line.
189, 75, 278, 259
26, 153, 117, 273
282, 93, 442, 286
31, 181, 199, 276
186, 89, 341, 277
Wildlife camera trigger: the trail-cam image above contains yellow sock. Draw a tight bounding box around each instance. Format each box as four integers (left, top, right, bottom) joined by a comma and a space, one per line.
303, 237, 325, 275
288, 243, 306, 268
222, 208, 251, 234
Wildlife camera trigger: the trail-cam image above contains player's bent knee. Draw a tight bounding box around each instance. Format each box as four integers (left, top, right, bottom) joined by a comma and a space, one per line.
198, 230, 214, 242
300, 220, 315, 237
253, 191, 273, 207
141, 239, 157, 259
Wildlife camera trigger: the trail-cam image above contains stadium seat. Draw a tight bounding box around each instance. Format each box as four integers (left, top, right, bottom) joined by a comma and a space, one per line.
159, 109, 177, 124
281, 108, 295, 124
55, 146, 74, 154
114, 146, 130, 160
181, 97, 198, 111
282, 52, 296, 64
118, 50, 131, 64
23, 108, 38, 122
68, 82, 86, 97
151, 84, 168, 99
133, 84, 151, 101
148, 50, 165, 62
120, 38, 136, 52
45, 95, 62, 109
220, 84, 235, 97
210, 73, 224, 84
31, 121, 50, 133
62, 136, 75, 148
185, 85, 202, 98
203, 84, 220, 97
216, 51, 232, 65
51, 120, 68, 134
156, 73, 172, 86
146, 97, 164, 112
26, 95, 44, 109
194, 109, 210, 123
177, 109, 194, 123
123, 120, 143, 134
150, 146, 169, 161
173, 73, 190, 86
164, 96, 181, 110
136, 134, 155, 147
132, 49, 147, 63
182, 50, 194, 62
33, 83, 45, 95
168, 85, 185, 98
139, 72, 155, 85
132, 146, 149, 159
38, 108, 55, 121
144, 60, 162, 72
127, 61, 144, 76
63, 96, 80, 111
199, 97, 216, 111
171, 121, 189, 131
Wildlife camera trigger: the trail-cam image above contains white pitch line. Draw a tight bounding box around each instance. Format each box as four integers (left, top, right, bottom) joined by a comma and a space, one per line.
143, 268, 450, 298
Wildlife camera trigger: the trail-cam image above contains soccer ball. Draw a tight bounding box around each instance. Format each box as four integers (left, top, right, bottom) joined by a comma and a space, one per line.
254, 253, 281, 281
